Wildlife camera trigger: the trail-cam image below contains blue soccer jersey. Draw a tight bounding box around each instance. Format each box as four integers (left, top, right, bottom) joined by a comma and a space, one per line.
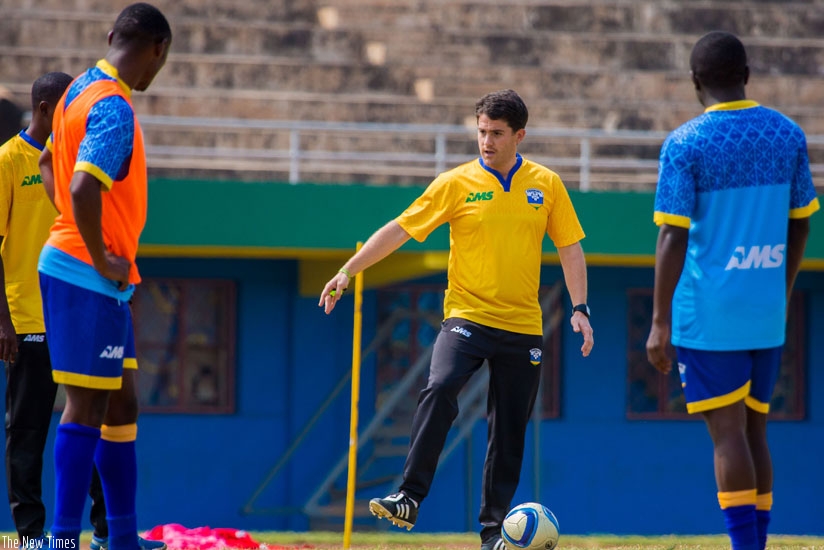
52, 60, 135, 189
654, 100, 819, 351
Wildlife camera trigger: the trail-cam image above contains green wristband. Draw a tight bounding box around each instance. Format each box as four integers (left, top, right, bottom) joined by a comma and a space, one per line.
338, 267, 352, 278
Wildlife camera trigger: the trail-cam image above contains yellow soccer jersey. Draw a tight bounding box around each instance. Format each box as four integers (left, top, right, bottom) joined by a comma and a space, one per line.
397, 155, 585, 335
0, 131, 58, 333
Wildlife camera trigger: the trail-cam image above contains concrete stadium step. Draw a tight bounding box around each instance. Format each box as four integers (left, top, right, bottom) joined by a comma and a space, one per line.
8, 0, 318, 23
4, 67, 821, 136
123, 86, 820, 132
127, 89, 701, 129
363, 28, 824, 77
1, 49, 383, 93
0, 48, 711, 105
6, 45, 823, 122
7, 49, 822, 122
4, 0, 823, 190
3, 9, 318, 57
8, 10, 823, 76
129, 89, 471, 123
321, 0, 824, 41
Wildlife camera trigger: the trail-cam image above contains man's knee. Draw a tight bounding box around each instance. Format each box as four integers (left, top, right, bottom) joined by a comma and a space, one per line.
702, 401, 748, 444
62, 386, 111, 426
103, 371, 139, 425
745, 407, 768, 442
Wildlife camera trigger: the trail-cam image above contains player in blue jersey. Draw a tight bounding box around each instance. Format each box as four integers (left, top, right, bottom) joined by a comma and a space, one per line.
646, 31, 819, 550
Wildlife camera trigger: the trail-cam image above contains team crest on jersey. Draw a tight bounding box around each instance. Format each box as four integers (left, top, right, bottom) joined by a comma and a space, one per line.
525, 188, 543, 210
529, 348, 542, 365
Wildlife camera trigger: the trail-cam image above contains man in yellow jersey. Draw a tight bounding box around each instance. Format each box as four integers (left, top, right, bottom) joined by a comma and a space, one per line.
0, 71, 73, 548
319, 89, 594, 550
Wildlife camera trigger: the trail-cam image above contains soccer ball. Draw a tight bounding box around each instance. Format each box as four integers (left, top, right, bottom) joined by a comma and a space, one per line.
501, 502, 560, 550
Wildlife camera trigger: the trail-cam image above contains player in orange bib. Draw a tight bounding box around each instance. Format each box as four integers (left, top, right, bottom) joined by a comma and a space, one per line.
37, 4, 171, 550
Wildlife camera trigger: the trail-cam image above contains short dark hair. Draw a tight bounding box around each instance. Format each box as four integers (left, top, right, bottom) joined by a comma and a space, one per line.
111, 2, 172, 47
475, 89, 529, 131
31, 72, 73, 110
690, 31, 748, 89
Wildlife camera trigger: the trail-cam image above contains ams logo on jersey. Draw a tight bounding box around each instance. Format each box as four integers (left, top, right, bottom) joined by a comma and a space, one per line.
725, 244, 785, 271
99, 345, 125, 359
21, 174, 43, 186
466, 191, 493, 202
450, 326, 472, 338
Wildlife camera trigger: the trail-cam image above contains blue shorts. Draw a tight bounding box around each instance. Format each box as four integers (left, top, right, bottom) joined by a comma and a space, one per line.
675, 346, 782, 414
40, 272, 136, 390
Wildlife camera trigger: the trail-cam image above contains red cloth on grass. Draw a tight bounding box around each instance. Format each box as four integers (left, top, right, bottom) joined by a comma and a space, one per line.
143, 524, 262, 550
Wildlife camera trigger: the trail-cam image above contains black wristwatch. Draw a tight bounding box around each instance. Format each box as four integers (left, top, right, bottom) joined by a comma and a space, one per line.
572, 304, 590, 318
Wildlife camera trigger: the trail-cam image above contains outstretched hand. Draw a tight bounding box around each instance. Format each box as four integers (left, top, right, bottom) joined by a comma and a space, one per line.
318, 271, 350, 314
571, 312, 594, 357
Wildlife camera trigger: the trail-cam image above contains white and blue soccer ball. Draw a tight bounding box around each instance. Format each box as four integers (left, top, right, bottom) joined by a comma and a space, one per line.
501, 502, 560, 550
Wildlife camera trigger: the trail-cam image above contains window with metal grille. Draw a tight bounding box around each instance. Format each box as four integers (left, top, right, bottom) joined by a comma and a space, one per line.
626, 288, 806, 420
132, 279, 236, 413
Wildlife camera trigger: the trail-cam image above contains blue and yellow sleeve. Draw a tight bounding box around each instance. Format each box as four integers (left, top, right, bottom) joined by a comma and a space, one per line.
653, 135, 695, 228
75, 95, 134, 191
789, 141, 820, 219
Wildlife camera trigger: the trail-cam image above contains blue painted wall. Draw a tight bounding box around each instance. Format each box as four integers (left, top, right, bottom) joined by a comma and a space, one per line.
1, 260, 821, 535
406, 268, 824, 536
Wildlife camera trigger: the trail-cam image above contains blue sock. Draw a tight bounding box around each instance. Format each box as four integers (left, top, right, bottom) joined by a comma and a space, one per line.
51, 423, 100, 550
756, 509, 770, 550
95, 437, 139, 550
722, 505, 759, 550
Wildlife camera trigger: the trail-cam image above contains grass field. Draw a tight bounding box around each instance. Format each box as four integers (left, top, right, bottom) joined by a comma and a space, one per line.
4, 531, 821, 550
251, 531, 824, 550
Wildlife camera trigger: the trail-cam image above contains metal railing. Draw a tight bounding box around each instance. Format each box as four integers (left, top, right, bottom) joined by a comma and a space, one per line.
21, 111, 824, 190
140, 116, 679, 191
